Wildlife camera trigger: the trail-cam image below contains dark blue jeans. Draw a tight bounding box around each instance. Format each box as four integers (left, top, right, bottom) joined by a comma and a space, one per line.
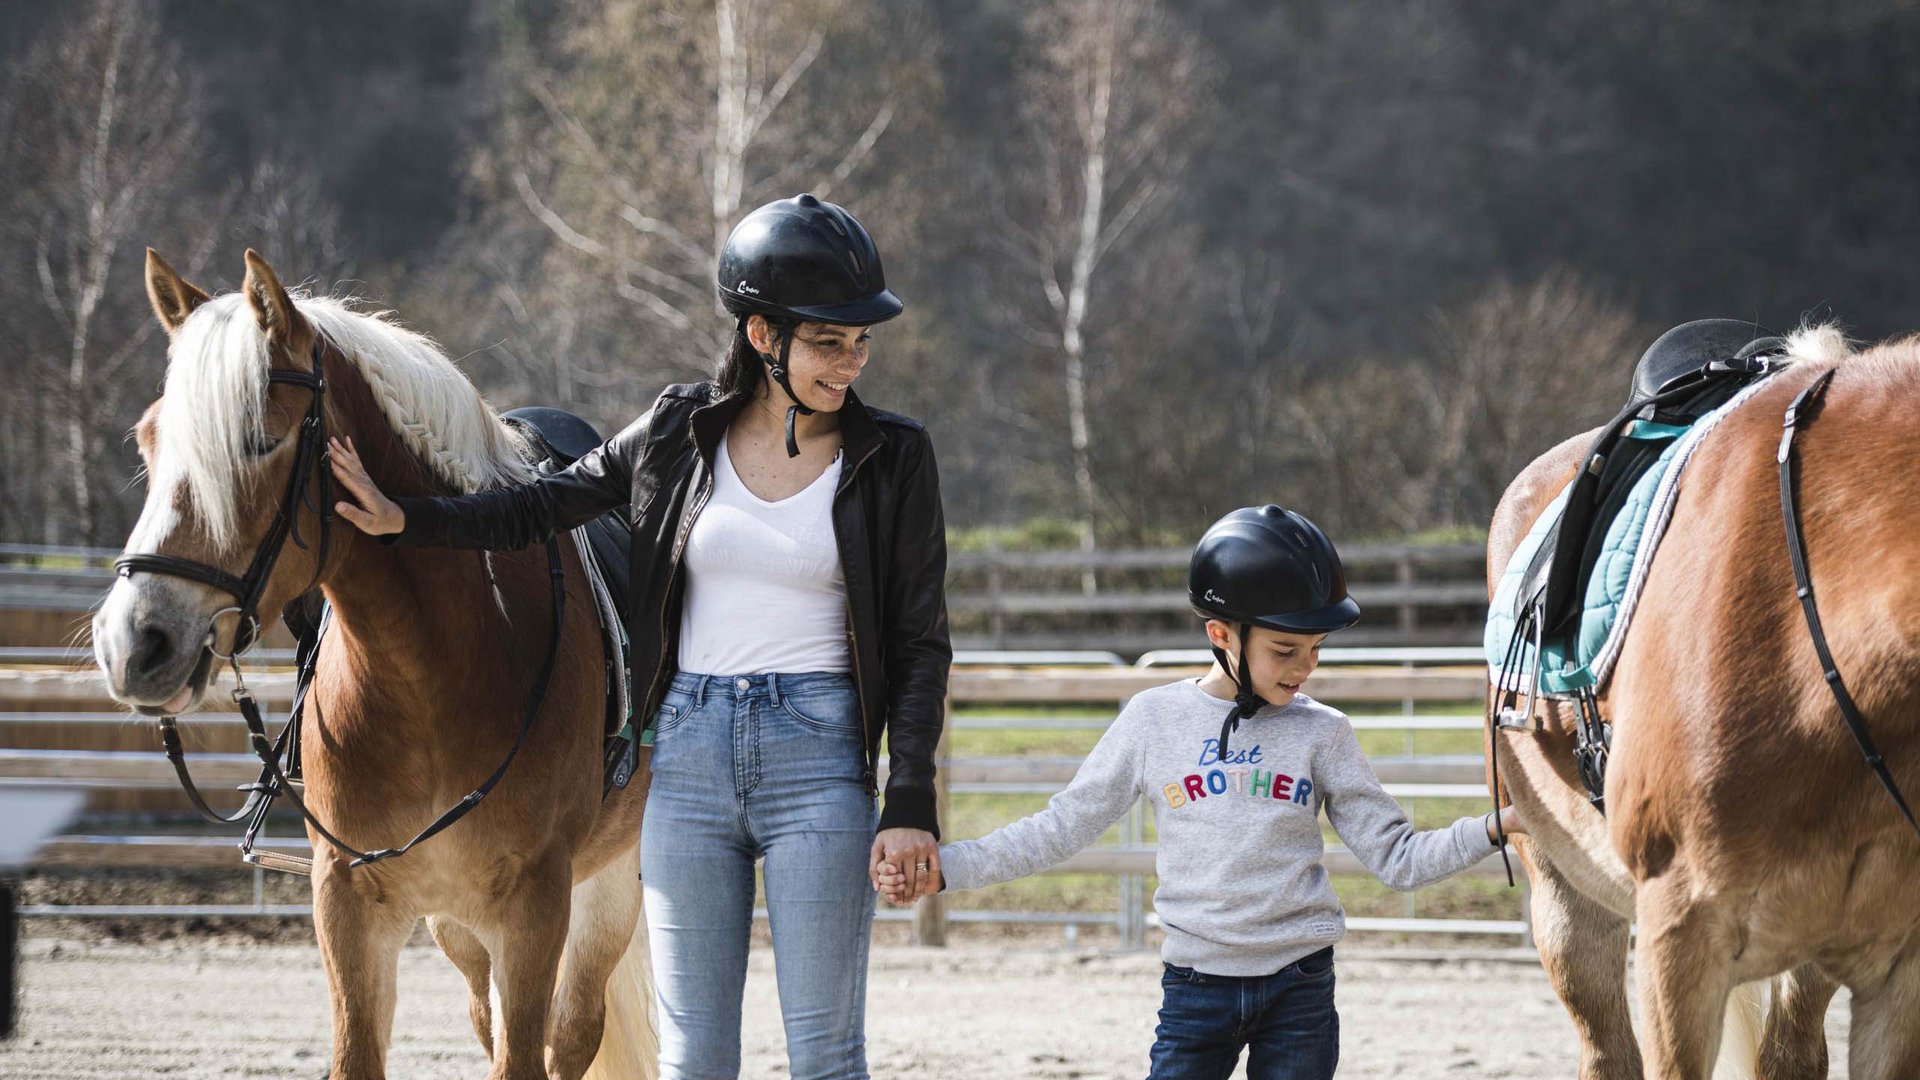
1148, 947, 1339, 1080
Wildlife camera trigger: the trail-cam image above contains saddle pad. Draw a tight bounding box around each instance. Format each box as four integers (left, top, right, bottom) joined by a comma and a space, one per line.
1485, 377, 1779, 695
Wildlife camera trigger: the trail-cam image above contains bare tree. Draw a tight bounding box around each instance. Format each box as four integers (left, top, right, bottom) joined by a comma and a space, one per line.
1004, 0, 1213, 588
2, 0, 206, 542
502, 0, 931, 375
1416, 270, 1644, 526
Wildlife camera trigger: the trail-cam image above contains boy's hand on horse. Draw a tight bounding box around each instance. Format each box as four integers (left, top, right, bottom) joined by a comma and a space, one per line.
328, 436, 406, 535
1488, 805, 1526, 846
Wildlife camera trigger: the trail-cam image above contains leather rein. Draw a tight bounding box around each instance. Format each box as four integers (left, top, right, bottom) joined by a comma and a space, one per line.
114, 340, 567, 870
1778, 368, 1920, 839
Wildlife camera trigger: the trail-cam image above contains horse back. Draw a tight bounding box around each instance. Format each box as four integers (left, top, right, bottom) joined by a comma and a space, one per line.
1606, 358, 1920, 903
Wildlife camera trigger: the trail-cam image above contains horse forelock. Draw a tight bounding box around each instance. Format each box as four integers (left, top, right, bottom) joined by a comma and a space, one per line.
156, 292, 532, 552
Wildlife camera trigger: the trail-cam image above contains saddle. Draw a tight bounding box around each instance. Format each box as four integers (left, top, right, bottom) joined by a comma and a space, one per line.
500, 407, 639, 791
1512, 320, 1785, 640
1493, 319, 1789, 811
501, 407, 633, 632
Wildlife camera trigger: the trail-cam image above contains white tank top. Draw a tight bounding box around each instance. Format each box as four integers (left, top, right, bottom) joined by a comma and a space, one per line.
676, 438, 849, 675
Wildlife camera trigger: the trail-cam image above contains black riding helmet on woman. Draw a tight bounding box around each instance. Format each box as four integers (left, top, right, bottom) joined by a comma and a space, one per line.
328, 192, 949, 1079
717, 193, 904, 456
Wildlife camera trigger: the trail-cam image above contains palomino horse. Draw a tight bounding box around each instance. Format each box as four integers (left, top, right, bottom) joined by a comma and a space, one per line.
92, 249, 657, 1080
1487, 325, 1920, 1079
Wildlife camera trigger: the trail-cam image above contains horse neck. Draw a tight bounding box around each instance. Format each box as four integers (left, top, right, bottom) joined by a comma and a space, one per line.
312, 360, 512, 700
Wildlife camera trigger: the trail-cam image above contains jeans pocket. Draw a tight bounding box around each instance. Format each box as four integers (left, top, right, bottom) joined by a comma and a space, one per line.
1294, 950, 1335, 982
780, 688, 861, 734
652, 699, 686, 737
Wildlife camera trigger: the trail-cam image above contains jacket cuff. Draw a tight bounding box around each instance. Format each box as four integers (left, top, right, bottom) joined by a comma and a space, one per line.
877, 784, 939, 838
385, 496, 441, 547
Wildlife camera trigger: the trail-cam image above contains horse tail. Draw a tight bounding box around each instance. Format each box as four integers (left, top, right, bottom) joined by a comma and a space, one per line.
583, 927, 658, 1080
1710, 979, 1767, 1080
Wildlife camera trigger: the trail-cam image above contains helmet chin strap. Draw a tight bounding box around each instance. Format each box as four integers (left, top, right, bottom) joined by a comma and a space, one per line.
754, 320, 813, 458
1209, 622, 1269, 757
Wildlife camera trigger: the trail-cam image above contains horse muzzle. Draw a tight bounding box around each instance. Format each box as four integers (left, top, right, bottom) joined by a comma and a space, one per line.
93, 575, 222, 713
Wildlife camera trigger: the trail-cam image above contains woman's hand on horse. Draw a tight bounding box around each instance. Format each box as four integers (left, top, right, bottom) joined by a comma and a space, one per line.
328, 436, 405, 536
869, 828, 939, 901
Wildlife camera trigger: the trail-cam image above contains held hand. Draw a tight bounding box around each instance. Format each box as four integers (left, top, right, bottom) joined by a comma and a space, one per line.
873, 860, 919, 906
328, 436, 405, 536
869, 828, 939, 902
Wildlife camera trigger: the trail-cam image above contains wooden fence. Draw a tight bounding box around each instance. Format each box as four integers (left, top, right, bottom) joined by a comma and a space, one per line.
0, 655, 1523, 945
2, 541, 1491, 653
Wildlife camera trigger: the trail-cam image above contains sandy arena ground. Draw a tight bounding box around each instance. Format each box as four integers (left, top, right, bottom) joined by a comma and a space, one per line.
0, 938, 1854, 1078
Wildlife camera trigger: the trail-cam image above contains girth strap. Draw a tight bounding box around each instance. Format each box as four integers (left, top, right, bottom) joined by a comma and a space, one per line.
1777, 368, 1920, 839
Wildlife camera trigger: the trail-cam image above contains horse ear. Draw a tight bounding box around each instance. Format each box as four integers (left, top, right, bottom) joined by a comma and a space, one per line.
241, 248, 307, 341
145, 248, 210, 336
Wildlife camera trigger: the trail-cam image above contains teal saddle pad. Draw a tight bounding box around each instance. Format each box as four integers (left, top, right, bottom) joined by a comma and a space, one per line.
1484, 420, 1690, 695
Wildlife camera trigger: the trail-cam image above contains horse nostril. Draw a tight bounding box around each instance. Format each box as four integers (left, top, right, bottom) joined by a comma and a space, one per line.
130, 624, 175, 678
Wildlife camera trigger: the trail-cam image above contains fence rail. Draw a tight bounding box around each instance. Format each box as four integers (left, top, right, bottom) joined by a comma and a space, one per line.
1, 542, 1492, 651
1, 655, 1517, 945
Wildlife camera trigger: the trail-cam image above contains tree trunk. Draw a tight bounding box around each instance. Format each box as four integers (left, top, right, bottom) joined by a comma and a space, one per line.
1059, 16, 1114, 596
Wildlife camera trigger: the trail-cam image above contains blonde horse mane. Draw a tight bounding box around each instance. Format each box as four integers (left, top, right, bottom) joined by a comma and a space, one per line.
159, 292, 531, 548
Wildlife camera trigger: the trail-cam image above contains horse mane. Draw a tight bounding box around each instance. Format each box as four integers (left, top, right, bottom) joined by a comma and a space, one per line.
161, 292, 532, 546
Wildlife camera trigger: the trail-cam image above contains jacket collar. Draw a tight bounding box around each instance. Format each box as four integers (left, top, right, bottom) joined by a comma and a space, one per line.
688, 383, 884, 465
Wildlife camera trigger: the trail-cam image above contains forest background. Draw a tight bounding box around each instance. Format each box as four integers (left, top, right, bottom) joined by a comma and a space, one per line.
6, 0, 1915, 553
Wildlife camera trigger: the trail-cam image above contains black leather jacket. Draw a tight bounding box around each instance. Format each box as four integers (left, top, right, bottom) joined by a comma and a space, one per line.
390, 383, 951, 835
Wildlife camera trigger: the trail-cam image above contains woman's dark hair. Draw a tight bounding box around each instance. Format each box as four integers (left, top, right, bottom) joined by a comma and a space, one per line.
713, 315, 795, 399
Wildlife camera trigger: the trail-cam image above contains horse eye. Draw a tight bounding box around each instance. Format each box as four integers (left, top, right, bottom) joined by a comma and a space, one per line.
244, 434, 281, 458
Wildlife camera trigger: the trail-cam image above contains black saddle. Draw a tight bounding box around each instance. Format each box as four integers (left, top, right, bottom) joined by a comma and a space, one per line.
501, 407, 633, 633
1513, 320, 1787, 639
502, 408, 636, 777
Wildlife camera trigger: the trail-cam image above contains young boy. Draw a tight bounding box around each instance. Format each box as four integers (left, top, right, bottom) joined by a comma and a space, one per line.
878, 505, 1522, 1080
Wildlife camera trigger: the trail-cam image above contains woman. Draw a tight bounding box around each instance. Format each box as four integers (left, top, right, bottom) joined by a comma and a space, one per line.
328, 193, 950, 1079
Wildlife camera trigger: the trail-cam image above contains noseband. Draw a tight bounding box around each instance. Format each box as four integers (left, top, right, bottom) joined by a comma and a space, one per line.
114, 341, 334, 659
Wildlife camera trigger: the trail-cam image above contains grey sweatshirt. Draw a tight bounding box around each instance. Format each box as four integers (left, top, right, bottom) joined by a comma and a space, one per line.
940, 678, 1497, 977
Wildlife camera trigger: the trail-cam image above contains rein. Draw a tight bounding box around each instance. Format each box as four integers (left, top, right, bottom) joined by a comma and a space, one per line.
1777, 368, 1920, 839
114, 339, 569, 870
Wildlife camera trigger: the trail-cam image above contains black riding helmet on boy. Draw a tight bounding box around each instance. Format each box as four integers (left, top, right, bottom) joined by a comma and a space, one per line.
1189, 505, 1362, 755
716, 193, 904, 457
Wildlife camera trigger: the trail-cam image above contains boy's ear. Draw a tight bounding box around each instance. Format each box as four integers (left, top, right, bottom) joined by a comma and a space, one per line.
1204, 619, 1233, 651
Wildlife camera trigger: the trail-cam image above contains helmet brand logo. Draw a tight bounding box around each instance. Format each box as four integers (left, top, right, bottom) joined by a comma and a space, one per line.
737, 280, 761, 295
1204, 589, 1226, 605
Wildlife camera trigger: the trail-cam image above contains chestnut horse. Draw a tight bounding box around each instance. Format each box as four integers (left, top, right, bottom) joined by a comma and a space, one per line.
1487, 325, 1920, 1079
92, 249, 657, 1080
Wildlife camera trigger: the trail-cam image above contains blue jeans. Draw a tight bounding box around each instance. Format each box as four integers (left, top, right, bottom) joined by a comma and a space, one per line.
1148, 948, 1339, 1080
640, 671, 877, 1080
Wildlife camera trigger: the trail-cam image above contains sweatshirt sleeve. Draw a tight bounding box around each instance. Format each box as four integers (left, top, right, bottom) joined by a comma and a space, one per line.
939, 703, 1146, 891
1319, 717, 1495, 892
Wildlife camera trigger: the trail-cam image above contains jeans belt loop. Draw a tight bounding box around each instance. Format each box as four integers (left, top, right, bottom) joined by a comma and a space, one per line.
693, 674, 708, 709
767, 672, 783, 707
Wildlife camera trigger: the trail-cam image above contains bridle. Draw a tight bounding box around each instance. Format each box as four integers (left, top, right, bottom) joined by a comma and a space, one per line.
115, 340, 335, 660
112, 338, 567, 870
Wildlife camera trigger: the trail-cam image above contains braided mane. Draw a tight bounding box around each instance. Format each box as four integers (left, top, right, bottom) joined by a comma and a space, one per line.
160, 292, 531, 547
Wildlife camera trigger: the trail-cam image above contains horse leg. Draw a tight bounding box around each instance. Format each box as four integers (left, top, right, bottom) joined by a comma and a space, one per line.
1757, 964, 1836, 1080
313, 860, 417, 1080
484, 853, 573, 1080
1846, 945, 1920, 1080
546, 846, 645, 1080
1633, 873, 1739, 1080
428, 915, 495, 1059
1524, 843, 1644, 1079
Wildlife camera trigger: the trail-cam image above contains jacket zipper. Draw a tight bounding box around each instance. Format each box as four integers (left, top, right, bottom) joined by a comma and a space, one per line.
837, 439, 886, 796
645, 468, 715, 724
